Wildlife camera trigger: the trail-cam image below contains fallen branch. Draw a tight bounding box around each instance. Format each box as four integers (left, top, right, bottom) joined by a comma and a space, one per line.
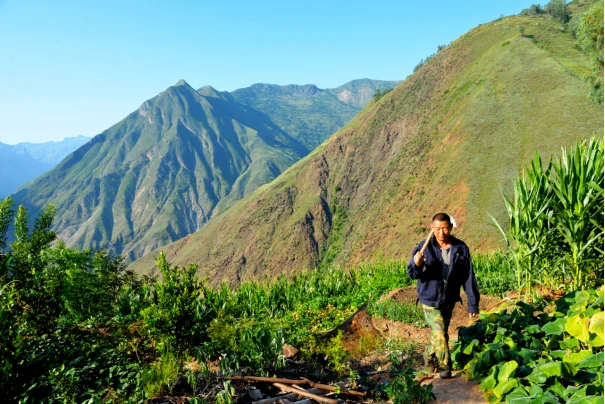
273, 383, 339, 404
300, 377, 366, 397
223, 375, 307, 385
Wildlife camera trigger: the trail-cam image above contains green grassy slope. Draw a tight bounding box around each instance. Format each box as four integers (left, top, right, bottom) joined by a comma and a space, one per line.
130, 13, 603, 283
13, 80, 306, 262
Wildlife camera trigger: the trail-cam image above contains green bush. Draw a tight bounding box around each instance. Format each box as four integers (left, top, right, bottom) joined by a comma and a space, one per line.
452, 288, 604, 403
141, 252, 211, 353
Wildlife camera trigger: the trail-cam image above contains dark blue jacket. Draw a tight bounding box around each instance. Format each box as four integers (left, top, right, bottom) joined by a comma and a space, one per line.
407, 235, 480, 313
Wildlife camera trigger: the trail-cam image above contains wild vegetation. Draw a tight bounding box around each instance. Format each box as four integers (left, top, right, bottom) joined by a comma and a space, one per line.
2, 137, 602, 402
452, 289, 604, 403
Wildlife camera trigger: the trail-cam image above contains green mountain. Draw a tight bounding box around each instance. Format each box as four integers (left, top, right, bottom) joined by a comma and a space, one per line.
209, 79, 400, 151
130, 12, 603, 284
13, 80, 307, 261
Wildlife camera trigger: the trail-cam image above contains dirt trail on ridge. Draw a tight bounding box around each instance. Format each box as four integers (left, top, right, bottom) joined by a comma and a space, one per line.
339, 285, 499, 403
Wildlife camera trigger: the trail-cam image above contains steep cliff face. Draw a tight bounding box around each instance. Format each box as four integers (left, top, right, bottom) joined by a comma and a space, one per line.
130, 14, 603, 284
13, 81, 306, 262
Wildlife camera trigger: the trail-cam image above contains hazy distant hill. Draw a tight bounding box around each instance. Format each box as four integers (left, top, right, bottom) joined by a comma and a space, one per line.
13, 80, 307, 261
224, 79, 400, 151
11, 136, 91, 165
0, 136, 90, 197
131, 12, 603, 284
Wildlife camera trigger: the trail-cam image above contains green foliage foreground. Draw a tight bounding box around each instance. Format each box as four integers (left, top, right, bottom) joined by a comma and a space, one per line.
0, 199, 414, 402
452, 287, 604, 403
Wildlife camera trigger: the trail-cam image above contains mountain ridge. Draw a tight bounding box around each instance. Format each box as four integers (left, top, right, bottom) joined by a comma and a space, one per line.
13, 78, 397, 262
130, 12, 604, 284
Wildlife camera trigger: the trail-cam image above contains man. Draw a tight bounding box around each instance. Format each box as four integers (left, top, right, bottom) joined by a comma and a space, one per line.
407, 213, 480, 379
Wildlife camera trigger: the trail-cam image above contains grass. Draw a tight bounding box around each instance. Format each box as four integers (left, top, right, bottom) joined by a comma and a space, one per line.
368, 299, 427, 328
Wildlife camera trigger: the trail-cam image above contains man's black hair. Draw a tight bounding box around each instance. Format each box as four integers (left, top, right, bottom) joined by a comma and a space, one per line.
432, 212, 451, 224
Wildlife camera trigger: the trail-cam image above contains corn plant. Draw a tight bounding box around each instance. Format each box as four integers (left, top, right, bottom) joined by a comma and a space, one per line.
491, 153, 553, 299
549, 137, 604, 291
492, 137, 604, 296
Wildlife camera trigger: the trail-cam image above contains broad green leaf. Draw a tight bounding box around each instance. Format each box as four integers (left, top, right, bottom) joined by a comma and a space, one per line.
485, 392, 500, 403
538, 362, 562, 377
526, 368, 547, 384
498, 360, 519, 382
479, 374, 497, 392
588, 311, 604, 347
463, 340, 479, 355
524, 325, 541, 334
481, 313, 501, 323
538, 361, 577, 378
569, 291, 590, 313
548, 380, 567, 400
528, 385, 543, 396
494, 378, 518, 398
542, 317, 566, 335
506, 386, 529, 399
566, 314, 591, 342
559, 338, 580, 350
563, 350, 593, 365
549, 350, 567, 359
577, 352, 604, 369
507, 398, 533, 404
518, 348, 537, 365
568, 398, 605, 404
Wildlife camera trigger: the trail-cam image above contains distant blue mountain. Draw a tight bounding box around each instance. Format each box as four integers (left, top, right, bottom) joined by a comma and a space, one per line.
0, 136, 91, 198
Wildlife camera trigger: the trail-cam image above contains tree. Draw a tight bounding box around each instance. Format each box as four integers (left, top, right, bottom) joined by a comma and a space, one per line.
576, 1, 604, 105
545, 0, 570, 24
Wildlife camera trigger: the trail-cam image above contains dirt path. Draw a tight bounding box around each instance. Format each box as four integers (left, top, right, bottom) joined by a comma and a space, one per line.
340, 286, 499, 403
428, 372, 485, 404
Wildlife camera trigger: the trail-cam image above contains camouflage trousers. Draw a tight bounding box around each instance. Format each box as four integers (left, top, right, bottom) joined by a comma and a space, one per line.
422, 303, 455, 370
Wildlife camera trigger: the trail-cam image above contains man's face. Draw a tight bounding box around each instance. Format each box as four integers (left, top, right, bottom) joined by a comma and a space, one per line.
432, 220, 452, 243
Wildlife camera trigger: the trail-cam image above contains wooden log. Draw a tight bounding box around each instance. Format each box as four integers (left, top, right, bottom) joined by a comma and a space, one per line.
252, 389, 325, 404
300, 377, 366, 397
244, 376, 307, 385
273, 383, 339, 404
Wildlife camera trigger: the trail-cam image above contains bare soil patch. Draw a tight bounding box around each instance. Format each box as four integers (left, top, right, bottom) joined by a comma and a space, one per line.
371, 286, 501, 343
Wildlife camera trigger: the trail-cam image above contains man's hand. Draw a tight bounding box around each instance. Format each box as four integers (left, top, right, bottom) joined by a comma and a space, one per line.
469, 312, 479, 318
414, 251, 425, 267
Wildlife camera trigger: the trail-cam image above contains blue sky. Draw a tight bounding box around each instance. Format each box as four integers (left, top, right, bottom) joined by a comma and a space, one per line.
0, 0, 537, 144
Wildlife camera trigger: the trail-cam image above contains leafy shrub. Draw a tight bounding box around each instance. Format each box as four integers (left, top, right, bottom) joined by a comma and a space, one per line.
322, 330, 350, 372
452, 287, 604, 403
380, 366, 434, 404
520, 4, 544, 16
141, 253, 212, 354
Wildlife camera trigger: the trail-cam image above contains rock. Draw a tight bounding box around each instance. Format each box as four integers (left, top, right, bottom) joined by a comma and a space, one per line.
248, 386, 263, 400
282, 343, 299, 358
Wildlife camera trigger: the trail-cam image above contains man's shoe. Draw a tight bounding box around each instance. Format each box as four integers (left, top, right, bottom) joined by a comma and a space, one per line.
439, 366, 452, 379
